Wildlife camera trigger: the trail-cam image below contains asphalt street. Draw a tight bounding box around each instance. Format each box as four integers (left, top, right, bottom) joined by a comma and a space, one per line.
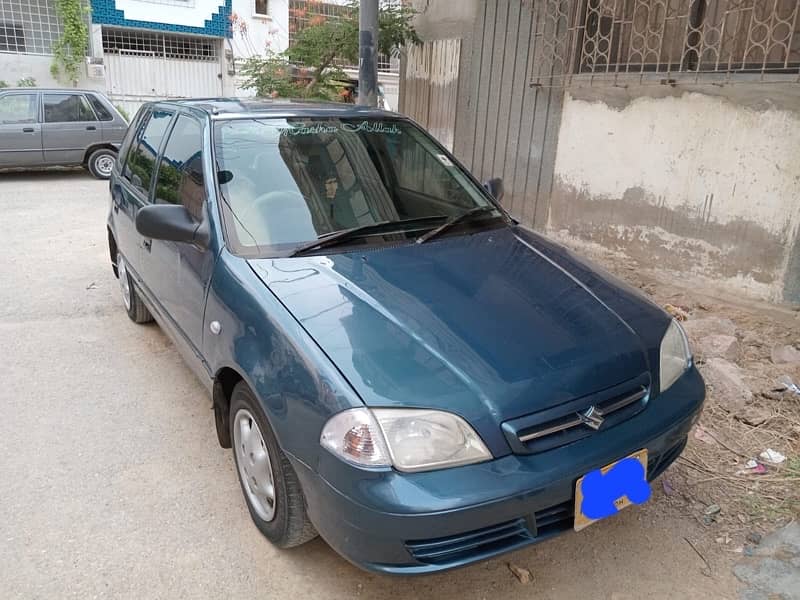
0, 171, 739, 599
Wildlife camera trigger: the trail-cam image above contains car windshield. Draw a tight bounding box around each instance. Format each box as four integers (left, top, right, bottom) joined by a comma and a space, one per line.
213, 117, 498, 255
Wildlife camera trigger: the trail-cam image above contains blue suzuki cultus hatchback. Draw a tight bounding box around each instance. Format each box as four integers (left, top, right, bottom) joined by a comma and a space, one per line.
107, 98, 704, 574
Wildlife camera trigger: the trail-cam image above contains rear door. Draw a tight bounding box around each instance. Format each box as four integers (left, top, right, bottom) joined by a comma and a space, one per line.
141, 112, 214, 349
41, 92, 101, 165
0, 92, 43, 167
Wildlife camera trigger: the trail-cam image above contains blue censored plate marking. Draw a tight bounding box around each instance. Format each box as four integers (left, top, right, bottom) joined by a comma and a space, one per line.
573, 449, 651, 532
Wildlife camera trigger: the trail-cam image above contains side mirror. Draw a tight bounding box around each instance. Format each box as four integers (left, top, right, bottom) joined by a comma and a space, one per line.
483, 177, 504, 202
136, 204, 209, 248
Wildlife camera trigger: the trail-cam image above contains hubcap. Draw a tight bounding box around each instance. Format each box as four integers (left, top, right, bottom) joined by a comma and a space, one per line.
233, 409, 276, 522
96, 155, 114, 177
117, 255, 131, 311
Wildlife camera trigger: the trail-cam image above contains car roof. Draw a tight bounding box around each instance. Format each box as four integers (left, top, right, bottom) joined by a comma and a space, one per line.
1, 88, 105, 94
148, 97, 399, 120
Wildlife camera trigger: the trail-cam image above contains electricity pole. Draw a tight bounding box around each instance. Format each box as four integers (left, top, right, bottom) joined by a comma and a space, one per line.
358, 0, 379, 107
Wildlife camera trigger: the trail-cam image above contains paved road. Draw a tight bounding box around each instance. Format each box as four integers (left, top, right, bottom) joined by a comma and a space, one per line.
0, 172, 739, 599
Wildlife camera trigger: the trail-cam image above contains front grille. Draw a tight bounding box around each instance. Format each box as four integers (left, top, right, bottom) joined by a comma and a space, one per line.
405, 518, 534, 564
502, 373, 651, 454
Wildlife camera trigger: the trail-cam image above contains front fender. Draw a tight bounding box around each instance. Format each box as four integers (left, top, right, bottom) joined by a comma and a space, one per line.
203, 252, 362, 468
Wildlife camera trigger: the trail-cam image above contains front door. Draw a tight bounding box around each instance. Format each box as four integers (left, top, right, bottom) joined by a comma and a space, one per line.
114, 108, 174, 277
0, 92, 43, 167
142, 113, 215, 351
41, 93, 102, 165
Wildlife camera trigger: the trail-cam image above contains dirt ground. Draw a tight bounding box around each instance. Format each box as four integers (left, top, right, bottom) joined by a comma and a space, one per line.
3, 171, 797, 599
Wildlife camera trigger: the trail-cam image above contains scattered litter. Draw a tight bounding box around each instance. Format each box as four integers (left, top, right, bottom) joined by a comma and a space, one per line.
665, 304, 689, 321
759, 449, 786, 465
735, 462, 768, 476
662, 478, 676, 496
776, 375, 800, 395
715, 534, 731, 545
737, 514, 748, 524
86, 282, 96, 290
507, 563, 532, 584
746, 531, 762, 546
703, 504, 721, 524
693, 425, 717, 445
743, 546, 755, 557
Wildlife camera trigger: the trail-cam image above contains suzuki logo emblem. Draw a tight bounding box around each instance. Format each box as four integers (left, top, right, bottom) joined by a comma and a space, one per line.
577, 406, 605, 431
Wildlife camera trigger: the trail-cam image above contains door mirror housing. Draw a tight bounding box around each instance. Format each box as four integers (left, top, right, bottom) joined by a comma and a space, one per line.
483, 177, 504, 202
136, 204, 209, 249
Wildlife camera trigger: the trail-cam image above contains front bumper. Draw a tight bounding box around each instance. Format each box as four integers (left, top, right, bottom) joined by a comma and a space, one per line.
291, 366, 705, 574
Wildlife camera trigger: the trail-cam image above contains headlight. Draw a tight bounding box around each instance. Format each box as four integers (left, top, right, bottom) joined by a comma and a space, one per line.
660, 319, 692, 393
320, 408, 492, 472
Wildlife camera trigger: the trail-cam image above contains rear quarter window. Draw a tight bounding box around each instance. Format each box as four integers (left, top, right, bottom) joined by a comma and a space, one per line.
88, 94, 115, 121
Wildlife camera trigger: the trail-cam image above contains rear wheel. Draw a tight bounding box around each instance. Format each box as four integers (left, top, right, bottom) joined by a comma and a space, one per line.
87, 148, 116, 180
230, 382, 317, 548
117, 253, 152, 324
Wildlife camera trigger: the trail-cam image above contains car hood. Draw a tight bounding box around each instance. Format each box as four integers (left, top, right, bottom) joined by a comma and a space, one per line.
248, 227, 650, 449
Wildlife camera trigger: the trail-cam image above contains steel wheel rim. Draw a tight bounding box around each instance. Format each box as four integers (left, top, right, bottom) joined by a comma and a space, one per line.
233, 409, 276, 522
96, 155, 114, 177
117, 255, 131, 311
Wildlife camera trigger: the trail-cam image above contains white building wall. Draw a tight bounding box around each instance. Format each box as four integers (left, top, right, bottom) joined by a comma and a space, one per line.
113, 0, 227, 27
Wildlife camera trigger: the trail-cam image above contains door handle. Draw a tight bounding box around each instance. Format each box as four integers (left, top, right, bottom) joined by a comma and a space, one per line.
86, 125, 97, 131
143, 239, 152, 252
22, 127, 35, 133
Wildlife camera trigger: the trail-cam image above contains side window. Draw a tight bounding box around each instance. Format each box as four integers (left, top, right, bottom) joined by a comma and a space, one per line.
117, 107, 148, 168
123, 110, 173, 198
0, 93, 38, 124
87, 94, 114, 121
154, 115, 206, 221
43, 94, 96, 123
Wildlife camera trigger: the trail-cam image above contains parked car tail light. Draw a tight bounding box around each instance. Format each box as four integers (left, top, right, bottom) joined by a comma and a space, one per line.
321, 408, 492, 472
659, 319, 692, 393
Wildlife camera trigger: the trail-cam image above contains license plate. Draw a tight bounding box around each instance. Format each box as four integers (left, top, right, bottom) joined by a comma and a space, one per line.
573, 449, 649, 532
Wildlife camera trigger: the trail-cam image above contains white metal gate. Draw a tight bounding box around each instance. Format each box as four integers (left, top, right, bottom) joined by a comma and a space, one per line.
102, 27, 223, 115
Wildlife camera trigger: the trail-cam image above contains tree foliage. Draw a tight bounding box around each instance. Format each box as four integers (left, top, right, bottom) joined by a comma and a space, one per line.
240, 1, 419, 100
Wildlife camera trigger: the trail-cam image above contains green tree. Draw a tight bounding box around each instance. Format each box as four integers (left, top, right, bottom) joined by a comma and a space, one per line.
240, 1, 419, 100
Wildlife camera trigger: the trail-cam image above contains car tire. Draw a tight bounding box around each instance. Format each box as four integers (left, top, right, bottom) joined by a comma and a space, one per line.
87, 148, 117, 180
117, 252, 153, 324
230, 381, 318, 548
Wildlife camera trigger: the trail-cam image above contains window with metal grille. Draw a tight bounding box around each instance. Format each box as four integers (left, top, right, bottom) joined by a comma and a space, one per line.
532, 0, 800, 86
0, 0, 64, 55
102, 28, 219, 62
0, 21, 24, 52
574, 0, 800, 75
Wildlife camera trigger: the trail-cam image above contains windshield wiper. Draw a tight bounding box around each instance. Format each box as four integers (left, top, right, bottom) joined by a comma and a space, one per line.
415, 206, 500, 245
289, 215, 448, 257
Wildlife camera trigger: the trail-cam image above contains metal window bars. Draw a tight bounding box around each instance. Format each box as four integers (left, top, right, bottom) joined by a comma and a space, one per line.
530, 0, 800, 87
102, 27, 219, 62
0, 0, 63, 55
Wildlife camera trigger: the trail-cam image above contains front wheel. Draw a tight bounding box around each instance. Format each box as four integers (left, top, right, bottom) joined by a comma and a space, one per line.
87, 148, 116, 180
230, 382, 317, 548
117, 253, 153, 324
